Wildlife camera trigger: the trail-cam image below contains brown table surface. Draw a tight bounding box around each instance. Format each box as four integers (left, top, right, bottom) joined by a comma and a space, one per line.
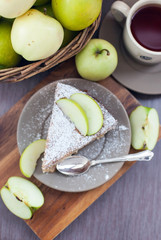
1, 1, 161, 240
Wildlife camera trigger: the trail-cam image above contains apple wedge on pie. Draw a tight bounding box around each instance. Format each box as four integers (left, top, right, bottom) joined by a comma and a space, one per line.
42, 83, 117, 173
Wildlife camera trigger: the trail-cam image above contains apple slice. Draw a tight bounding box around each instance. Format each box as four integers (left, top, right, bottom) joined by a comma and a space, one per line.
0, 176, 44, 219
20, 139, 46, 178
130, 106, 159, 150
70, 93, 103, 135
7, 177, 44, 209
57, 98, 88, 136
1, 186, 32, 219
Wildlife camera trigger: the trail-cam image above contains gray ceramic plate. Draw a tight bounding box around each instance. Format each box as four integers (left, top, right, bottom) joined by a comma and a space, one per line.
99, 0, 161, 95
17, 78, 131, 192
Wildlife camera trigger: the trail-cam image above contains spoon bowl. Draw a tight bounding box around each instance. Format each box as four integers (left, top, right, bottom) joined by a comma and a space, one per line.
56, 150, 154, 176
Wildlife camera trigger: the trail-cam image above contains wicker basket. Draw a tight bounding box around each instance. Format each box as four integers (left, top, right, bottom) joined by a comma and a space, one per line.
0, 13, 101, 83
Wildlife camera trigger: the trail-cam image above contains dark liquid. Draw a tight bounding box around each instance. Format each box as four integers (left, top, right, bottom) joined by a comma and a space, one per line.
131, 5, 161, 52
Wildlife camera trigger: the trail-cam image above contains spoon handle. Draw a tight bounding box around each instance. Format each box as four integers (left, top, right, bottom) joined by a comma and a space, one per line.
90, 150, 154, 166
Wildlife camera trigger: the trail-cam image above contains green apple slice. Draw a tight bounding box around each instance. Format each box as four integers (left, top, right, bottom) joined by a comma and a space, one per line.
57, 98, 89, 136
7, 176, 44, 209
70, 93, 103, 135
20, 139, 46, 178
130, 106, 159, 150
0, 186, 32, 219
0, 176, 44, 219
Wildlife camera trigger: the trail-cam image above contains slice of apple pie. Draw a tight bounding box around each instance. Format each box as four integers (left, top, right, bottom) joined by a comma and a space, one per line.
42, 83, 117, 173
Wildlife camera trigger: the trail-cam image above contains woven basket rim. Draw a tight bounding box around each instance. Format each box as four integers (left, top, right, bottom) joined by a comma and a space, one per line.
0, 13, 101, 83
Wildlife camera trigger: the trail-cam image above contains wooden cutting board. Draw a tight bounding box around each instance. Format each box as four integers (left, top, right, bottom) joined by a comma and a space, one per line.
0, 58, 161, 240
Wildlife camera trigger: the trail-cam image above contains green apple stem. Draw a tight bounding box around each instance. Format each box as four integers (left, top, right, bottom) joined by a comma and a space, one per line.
43, 8, 47, 15
97, 49, 110, 56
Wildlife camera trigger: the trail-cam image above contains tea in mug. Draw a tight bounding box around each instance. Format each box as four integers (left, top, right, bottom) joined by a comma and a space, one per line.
131, 5, 161, 52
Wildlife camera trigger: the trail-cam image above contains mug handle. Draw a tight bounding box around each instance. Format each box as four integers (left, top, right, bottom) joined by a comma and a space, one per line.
111, 1, 130, 25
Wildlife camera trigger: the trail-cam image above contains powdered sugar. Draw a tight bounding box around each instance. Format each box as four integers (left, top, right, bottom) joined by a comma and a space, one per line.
42, 83, 117, 172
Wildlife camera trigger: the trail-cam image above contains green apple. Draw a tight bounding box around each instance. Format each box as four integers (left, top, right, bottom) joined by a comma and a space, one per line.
34, 4, 78, 48
1, 17, 15, 24
0, 176, 44, 219
34, 0, 50, 6
52, 0, 102, 31
61, 28, 78, 48
34, 3, 54, 17
0, 21, 21, 68
11, 9, 64, 61
57, 98, 89, 136
0, 0, 36, 18
130, 106, 160, 150
75, 39, 118, 81
20, 139, 46, 178
70, 93, 103, 135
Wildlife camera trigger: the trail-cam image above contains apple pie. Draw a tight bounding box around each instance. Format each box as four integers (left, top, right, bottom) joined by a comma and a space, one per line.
42, 83, 117, 173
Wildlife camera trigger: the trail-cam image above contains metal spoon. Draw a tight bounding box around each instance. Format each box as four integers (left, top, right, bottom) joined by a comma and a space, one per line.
56, 150, 154, 176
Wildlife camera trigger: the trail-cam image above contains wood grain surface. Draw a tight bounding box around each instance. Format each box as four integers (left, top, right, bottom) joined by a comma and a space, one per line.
0, 58, 161, 240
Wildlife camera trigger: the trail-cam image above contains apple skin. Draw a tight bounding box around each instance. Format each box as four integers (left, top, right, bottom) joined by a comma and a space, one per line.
34, 3, 54, 18
61, 29, 78, 48
75, 39, 118, 81
0, 21, 21, 68
11, 9, 64, 61
52, 0, 102, 31
0, 0, 36, 18
34, 0, 50, 6
34, 4, 78, 48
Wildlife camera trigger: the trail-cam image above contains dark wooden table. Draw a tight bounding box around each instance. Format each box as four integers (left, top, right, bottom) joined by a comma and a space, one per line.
1, 1, 161, 239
